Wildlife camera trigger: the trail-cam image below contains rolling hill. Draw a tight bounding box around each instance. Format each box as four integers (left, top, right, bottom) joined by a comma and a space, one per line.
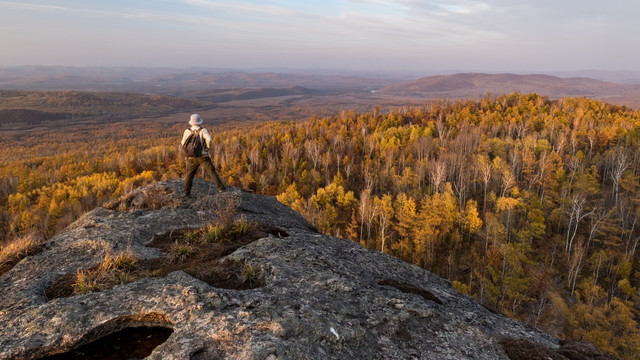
193, 86, 321, 101
0, 90, 203, 129
377, 73, 640, 107
0, 66, 400, 94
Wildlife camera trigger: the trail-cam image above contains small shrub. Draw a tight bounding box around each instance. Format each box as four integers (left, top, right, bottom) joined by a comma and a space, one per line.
203, 224, 225, 243
73, 269, 101, 294
112, 251, 138, 270
95, 251, 137, 273
182, 230, 200, 245
231, 218, 255, 237
240, 261, 260, 286
171, 245, 192, 263
114, 270, 135, 284
201, 218, 255, 244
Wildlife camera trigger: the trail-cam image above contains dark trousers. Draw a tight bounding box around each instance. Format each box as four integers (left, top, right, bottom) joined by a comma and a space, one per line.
184, 156, 225, 195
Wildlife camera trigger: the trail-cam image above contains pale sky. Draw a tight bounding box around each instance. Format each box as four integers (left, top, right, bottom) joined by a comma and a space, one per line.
0, 0, 638, 72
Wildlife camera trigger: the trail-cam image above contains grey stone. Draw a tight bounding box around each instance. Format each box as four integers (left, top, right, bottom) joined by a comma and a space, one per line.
0, 179, 561, 360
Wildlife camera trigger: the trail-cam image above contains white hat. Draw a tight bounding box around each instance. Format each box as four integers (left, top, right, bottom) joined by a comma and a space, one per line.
189, 114, 203, 125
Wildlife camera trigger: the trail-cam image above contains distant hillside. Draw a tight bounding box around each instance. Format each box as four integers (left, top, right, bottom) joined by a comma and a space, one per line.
0, 90, 202, 128
378, 73, 640, 107
150, 71, 382, 90
0, 109, 71, 126
0, 66, 400, 94
194, 86, 321, 102
550, 70, 640, 85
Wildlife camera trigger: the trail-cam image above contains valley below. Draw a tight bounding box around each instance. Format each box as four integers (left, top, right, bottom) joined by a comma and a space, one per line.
2, 67, 640, 134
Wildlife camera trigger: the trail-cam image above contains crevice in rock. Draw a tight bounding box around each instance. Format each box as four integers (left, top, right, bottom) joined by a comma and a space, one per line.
500, 338, 568, 360
500, 338, 619, 360
556, 340, 619, 360
34, 313, 173, 360
378, 278, 443, 305
45, 223, 288, 299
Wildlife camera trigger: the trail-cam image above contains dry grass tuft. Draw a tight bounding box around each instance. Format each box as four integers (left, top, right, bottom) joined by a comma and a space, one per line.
0, 233, 44, 275
72, 250, 138, 295
239, 261, 261, 287
184, 218, 257, 246
169, 244, 193, 263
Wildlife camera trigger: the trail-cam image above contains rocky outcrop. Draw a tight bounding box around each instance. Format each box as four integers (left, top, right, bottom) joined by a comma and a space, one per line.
0, 179, 609, 359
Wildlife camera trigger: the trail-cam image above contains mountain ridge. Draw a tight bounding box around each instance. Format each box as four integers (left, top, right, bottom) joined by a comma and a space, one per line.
377, 72, 638, 98
3, 66, 640, 109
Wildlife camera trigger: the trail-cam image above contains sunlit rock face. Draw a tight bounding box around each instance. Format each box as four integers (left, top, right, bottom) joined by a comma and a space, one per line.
1, 179, 588, 360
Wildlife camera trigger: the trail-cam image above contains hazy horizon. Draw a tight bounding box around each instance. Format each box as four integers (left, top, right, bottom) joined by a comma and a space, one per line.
3, 64, 640, 76
1, 0, 639, 73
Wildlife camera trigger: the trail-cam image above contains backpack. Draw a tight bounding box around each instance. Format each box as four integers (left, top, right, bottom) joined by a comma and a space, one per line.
182, 128, 204, 157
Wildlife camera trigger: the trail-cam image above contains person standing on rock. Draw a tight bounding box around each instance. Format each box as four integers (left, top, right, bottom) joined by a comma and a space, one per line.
181, 113, 226, 197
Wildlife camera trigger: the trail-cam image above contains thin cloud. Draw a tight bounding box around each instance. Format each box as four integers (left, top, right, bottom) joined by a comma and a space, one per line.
0, 1, 187, 25
1, 0, 638, 70
180, 0, 301, 17
0, 1, 66, 11
347, 0, 492, 16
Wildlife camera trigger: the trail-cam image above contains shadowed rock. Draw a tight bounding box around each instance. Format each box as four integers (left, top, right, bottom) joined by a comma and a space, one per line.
0, 179, 610, 359
500, 338, 619, 360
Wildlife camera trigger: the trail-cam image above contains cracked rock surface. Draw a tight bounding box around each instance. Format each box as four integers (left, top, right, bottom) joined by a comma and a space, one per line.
1, 179, 561, 360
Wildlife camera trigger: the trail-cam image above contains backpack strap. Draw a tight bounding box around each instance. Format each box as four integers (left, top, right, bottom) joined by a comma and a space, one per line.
187, 128, 201, 141
192, 128, 205, 150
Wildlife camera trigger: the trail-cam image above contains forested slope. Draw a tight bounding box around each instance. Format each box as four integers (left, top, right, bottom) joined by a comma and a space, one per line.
2, 93, 640, 357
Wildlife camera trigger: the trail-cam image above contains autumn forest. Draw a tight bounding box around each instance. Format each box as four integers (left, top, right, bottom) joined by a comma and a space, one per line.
3, 92, 640, 357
